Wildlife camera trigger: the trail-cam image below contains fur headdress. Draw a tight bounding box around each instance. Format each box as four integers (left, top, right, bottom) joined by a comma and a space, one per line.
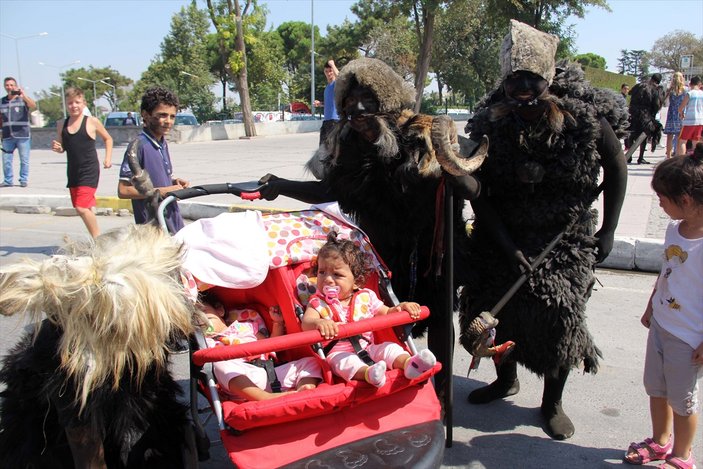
0, 224, 195, 409
500, 19, 559, 84
334, 58, 416, 115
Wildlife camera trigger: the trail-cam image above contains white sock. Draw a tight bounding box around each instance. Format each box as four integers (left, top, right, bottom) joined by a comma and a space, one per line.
404, 349, 437, 380
365, 361, 387, 388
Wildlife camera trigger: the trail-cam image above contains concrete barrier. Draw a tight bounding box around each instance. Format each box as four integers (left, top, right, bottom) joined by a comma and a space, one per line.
30, 120, 323, 149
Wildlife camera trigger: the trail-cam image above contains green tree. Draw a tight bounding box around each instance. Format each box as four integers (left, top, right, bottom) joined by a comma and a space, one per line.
63, 67, 133, 114
131, 2, 215, 122
618, 49, 649, 79
277, 21, 322, 104
482, 0, 610, 58
206, 0, 258, 136
573, 52, 606, 70
365, 16, 417, 79
35, 87, 65, 126
649, 30, 703, 72
244, 7, 287, 110
431, 0, 501, 110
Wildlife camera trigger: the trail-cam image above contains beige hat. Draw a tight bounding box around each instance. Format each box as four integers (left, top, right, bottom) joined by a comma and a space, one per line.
500, 20, 560, 84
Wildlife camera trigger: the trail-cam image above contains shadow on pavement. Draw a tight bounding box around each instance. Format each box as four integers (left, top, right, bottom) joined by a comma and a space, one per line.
0, 244, 60, 257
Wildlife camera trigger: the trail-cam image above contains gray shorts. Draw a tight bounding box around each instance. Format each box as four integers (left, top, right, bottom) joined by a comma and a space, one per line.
644, 318, 703, 416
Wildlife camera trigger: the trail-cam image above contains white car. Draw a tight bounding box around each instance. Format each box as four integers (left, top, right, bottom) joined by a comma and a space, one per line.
104, 111, 141, 127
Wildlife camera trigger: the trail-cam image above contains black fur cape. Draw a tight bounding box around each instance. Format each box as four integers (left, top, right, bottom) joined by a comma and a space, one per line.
627, 80, 664, 149
458, 64, 626, 375
0, 320, 193, 468
326, 119, 470, 336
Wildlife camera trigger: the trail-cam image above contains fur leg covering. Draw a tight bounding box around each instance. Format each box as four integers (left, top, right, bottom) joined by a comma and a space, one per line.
468, 359, 520, 404
541, 367, 574, 440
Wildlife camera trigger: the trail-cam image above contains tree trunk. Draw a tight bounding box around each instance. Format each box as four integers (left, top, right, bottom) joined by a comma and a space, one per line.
234, 1, 257, 137
221, 79, 227, 114
413, 3, 435, 113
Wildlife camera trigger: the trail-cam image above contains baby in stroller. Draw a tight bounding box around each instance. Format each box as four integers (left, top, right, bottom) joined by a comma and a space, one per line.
200, 295, 323, 401
303, 232, 437, 388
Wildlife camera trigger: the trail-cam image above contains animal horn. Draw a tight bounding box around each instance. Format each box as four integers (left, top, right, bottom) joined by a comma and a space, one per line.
124, 138, 161, 221
431, 115, 488, 176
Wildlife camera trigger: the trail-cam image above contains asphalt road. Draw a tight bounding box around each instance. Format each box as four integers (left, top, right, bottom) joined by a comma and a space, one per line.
0, 209, 700, 468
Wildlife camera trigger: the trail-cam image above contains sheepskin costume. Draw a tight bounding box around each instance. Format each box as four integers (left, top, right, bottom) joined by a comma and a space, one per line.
305, 58, 485, 350
626, 78, 665, 158
0, 224, 198, 468
500, 19, 559, 85
459, 62, 627, 377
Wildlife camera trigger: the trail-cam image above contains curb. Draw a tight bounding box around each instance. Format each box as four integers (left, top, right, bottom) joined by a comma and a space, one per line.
1, 195, 663, 273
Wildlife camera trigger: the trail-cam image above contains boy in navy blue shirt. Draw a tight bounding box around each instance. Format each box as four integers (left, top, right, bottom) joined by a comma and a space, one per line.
118, 87, 189, 233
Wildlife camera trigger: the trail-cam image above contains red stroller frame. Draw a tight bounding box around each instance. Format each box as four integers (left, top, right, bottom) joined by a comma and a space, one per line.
161, 183, 446, 468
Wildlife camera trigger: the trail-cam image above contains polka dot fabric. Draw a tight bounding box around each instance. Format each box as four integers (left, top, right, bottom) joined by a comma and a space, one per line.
262, 210, 379, 270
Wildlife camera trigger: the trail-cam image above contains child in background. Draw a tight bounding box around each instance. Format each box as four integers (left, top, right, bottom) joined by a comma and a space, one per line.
118, 87, 189, 234
624, 143, 703, 469
677, 76, 703, 156
200, 297, 322, 401
302, 232, 436, 388
51, 87, 113, 238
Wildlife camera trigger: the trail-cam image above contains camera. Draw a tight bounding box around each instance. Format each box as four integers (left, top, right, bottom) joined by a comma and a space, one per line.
10, 90, 21, 97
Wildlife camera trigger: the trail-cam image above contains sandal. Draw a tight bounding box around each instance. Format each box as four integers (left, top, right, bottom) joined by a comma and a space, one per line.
624, 437, 672, 464
658, 454, 697, 469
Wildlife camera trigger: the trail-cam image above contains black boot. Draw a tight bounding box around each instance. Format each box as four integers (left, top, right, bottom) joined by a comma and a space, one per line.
540, 367, 574, 440
637, 158, 650, 164
468, 359, 519, 404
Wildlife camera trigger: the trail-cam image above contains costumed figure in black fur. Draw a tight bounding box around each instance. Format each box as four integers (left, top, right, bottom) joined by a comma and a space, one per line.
258, 57, 487, 398
626, 73, 665, 164
458, 20, 628, 440
0, 224, 199, 468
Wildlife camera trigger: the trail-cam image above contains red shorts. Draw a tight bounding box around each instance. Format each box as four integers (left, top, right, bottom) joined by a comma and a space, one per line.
679, 125, 703, 142
69, 186, 97, 209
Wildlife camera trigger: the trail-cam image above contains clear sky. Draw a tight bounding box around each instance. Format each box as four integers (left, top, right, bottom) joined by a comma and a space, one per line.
1, 0, 701, 106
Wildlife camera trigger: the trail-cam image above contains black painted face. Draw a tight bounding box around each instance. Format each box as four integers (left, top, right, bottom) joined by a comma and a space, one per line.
343, 84, 380, 119
503, 71, 548, 103
343, 84, 381, 140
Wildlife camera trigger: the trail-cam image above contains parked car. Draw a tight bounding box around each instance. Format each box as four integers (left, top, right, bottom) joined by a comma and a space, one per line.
104, 111, 141, 127
175, 112, 199, 126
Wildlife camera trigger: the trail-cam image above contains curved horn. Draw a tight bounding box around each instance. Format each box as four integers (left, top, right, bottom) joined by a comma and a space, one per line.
125, 138, 161, 220
431, 115, 488, 176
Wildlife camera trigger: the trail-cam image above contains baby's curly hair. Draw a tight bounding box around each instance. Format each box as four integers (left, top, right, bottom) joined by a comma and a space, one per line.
317, 231, 372, 287
140, 86, 179, 114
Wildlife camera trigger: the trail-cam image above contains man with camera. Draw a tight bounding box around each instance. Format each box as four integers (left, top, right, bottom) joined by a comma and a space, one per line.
1, 77, 36, 187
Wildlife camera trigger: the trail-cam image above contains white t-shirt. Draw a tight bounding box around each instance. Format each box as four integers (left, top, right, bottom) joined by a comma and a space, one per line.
652, 220, 703, 349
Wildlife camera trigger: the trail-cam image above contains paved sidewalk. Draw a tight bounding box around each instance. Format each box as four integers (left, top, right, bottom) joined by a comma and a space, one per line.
0, 129, 669, 271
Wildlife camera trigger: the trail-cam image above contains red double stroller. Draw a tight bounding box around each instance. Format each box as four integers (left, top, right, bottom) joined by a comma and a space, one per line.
162, 183, 446, 468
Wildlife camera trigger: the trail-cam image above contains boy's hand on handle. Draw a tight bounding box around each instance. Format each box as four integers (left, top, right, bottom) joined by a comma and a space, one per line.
173, 177, 189, 188
316, 319, 338, 340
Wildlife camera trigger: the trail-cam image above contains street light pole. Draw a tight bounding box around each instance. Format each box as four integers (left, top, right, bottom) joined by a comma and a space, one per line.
310, 0, 315, 117
39, 60, 80, 119
0, 32, 48, 86
77, 76, 109, 115
99, 79, 117, 111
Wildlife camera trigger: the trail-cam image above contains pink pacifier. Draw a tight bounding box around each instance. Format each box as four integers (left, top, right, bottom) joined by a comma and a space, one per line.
322, 285, 340, 302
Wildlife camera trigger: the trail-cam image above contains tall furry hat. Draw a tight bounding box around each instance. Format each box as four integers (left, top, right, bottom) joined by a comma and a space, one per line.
0, 224, 196, 409
334, 58, 416, 115
500, 19, 559, 84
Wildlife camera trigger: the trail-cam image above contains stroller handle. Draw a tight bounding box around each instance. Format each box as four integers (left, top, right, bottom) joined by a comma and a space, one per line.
157, 182, 264, 232
192, 307, 430, 366
165, 181, 264, 201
